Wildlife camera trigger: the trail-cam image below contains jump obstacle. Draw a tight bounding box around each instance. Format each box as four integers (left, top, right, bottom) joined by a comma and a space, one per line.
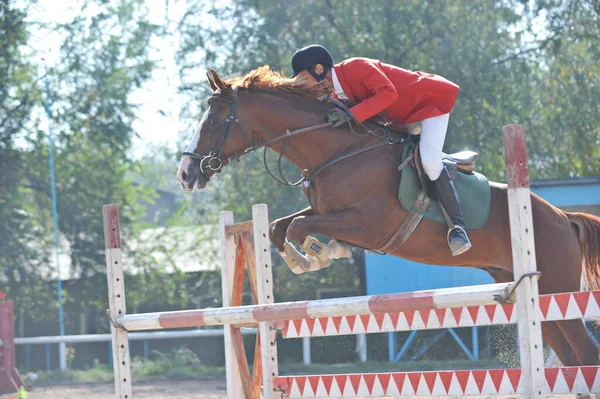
104, 125, 600, 398
0, 293, 24, 395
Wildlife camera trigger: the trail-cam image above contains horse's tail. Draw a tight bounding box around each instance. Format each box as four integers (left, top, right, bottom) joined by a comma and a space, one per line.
566, 212, 600, 290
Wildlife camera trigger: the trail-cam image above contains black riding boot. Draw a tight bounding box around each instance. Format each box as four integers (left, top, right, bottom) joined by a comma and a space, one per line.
433, 166, 472, 256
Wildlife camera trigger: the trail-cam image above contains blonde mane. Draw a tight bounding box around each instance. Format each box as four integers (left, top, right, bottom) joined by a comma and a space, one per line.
223, 65, 331, 100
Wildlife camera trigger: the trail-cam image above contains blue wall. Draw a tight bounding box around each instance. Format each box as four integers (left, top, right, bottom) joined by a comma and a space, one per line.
366, 254, 493, 295
531, 182, 600, 208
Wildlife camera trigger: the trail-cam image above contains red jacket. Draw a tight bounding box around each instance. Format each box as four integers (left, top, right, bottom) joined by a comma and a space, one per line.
334, 57, 460, 125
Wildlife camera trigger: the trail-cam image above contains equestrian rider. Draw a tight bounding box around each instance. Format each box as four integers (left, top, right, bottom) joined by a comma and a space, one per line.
290, 44, 471, 256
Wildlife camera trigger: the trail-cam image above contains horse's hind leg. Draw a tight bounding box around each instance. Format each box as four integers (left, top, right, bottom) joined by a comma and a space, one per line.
556, 320, 599, 365
542, 321, 581, 366
285, 208, 368, 247
486, 268, 581, 366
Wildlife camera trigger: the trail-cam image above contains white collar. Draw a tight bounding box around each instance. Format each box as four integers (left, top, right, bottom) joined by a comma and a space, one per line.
331, 68, 349, 100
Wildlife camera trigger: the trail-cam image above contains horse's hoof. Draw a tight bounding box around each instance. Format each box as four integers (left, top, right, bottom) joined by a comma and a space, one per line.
269, 222, 286, 252
278, 241, 330, 274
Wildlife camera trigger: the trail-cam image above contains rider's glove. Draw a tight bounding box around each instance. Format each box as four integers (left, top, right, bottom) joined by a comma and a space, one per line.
326, 108, 354, 128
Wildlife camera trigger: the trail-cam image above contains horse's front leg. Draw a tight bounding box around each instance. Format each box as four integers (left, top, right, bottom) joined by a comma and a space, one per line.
269, 207, 314, 252
279, 209, 363, 274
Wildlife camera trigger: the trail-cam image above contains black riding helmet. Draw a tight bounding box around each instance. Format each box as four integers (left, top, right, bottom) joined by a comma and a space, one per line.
291, 44, 334, 82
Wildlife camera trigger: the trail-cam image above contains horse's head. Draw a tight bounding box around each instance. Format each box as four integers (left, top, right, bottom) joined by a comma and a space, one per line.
177, 66, 333, 192
177, 70, 251, 192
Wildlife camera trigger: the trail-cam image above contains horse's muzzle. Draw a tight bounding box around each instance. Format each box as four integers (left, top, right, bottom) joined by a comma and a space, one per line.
178, 159, 210, 191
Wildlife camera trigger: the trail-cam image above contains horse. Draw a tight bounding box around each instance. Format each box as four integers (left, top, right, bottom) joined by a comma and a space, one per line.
176, 66, 600, 368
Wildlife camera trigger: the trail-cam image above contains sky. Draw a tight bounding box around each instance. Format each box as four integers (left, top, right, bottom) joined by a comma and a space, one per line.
27, 0, 191, 158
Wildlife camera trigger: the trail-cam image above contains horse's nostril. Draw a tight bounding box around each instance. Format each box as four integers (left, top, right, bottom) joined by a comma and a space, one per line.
181, 170, 187, 181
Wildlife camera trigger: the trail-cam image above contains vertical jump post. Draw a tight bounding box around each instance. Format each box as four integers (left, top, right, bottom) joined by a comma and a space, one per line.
219, 204, 278, 399
0, 297, 24, 395
503, 124, 546, 399
104, 204, 133, 399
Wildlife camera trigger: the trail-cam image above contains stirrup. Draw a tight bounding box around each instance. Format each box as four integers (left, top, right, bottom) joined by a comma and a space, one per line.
447, 225, 472, 256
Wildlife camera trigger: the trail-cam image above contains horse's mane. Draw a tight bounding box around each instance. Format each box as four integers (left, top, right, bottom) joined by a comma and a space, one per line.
223, 65, 331, 100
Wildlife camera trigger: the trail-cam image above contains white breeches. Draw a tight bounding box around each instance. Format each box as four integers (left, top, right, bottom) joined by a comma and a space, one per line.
419, 113, 450, 181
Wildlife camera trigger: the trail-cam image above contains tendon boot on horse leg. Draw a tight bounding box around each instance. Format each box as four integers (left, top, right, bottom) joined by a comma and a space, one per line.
303, 236, 352, 262
432, 166, 472, 256
278, 237, 353, 274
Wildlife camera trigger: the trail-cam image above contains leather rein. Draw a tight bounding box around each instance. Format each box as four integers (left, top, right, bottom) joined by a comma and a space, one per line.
182, 89, 414, 187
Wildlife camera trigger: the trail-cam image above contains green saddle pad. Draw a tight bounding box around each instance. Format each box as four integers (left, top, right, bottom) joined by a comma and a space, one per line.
399, 144, 491, 230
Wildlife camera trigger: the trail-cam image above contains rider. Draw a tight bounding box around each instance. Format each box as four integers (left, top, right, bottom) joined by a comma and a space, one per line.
290, 44, 471, 256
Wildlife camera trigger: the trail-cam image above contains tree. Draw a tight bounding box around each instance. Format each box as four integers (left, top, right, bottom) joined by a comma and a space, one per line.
0, 0, 55, 310
524, 0, 600, 177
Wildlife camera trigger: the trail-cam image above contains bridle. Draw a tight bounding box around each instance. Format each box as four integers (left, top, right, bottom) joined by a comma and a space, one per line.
182, 88, 416, 187
181, 93, 242, 181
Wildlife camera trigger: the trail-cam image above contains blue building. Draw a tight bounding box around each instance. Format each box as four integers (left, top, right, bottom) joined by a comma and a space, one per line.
365, 177, 600, 362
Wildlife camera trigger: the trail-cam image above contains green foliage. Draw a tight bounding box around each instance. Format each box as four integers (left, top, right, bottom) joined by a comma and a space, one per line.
0, 0, 54, 310
0, 0, 190, 329
34, 347, 224, 384
131, 347, 214, 379
34, 358, 115, 385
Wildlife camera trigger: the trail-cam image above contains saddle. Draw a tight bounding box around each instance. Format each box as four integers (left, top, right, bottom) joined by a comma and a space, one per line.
379, 138, 490, 253
414, 144, 479, 201
369, 115, 479, 174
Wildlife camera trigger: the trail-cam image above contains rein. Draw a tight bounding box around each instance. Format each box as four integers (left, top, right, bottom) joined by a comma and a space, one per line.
182, 89, 414, 187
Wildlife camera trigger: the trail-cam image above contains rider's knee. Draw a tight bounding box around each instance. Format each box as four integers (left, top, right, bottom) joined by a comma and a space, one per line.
421, 152, 443, 180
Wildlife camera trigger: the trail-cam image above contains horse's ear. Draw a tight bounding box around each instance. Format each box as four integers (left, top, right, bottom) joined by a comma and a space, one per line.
209, 69, 226, 91
206, 72, 218, 92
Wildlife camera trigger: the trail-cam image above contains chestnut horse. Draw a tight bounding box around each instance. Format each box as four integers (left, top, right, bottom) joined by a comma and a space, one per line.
177, 67, 600, 367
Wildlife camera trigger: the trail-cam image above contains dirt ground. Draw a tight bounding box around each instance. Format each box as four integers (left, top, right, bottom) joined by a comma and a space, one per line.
18, 378, 227, 399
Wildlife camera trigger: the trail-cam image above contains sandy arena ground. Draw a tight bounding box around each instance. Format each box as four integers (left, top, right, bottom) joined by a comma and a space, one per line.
18, 378, 227, 399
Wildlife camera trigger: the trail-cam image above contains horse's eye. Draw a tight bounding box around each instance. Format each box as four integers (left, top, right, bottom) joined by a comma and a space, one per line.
210, 118, 220, 125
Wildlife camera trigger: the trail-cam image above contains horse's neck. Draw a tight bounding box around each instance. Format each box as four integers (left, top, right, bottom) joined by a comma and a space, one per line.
247, 93, 373, 171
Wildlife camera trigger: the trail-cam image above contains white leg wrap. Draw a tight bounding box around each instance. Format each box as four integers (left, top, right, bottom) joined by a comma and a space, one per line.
277, 237, 353, 274
302, 236, 330, 264
328, 239, 353, 259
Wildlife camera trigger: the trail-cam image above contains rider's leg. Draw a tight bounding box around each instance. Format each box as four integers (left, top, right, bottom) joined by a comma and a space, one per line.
420, 113, 472, 256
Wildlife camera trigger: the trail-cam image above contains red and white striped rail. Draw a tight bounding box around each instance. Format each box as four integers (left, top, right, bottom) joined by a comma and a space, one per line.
282, 290, 600, 338
114, 283, 514, 331
273, 366, 600, 398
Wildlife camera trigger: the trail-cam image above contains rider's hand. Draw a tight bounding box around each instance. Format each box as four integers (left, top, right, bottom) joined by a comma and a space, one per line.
327, 108, 353, 127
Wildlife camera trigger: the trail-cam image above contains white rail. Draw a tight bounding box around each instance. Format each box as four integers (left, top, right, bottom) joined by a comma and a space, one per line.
14, 328, 257, 345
